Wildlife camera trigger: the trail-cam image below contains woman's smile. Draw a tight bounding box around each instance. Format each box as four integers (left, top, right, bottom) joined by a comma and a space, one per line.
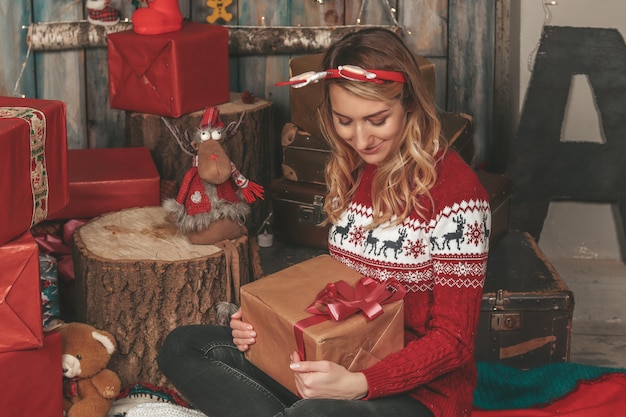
359, 141, 384, 155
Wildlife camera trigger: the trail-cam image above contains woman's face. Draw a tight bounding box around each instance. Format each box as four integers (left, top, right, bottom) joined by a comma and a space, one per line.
329, 84, 406, 165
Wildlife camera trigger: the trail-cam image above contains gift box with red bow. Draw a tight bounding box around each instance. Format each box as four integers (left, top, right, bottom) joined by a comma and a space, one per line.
0, 97, 69, 246
107, 21, 230, 118
241, 255, 405, 395
0, 330, 63, 417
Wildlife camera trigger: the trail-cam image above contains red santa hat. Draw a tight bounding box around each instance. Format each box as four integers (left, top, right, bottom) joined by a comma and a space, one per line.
200, 106, 224, 130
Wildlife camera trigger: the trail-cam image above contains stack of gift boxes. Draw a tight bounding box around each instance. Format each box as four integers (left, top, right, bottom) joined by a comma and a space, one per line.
0, 21, 233, 416
1, 8, 234, 414
0, 97, 68, 417
0, 92, 163, 415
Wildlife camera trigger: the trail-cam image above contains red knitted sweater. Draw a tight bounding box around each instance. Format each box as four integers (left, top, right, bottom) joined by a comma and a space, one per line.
328, 151, 490, 417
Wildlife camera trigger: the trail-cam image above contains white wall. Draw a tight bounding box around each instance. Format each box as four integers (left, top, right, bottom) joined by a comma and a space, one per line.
518, 0, 626, 260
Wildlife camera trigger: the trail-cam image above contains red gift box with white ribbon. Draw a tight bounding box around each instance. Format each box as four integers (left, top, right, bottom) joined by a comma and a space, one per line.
0, 97, 69, 246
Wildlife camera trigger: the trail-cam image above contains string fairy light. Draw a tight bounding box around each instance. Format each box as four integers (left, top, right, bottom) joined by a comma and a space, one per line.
12, 27, 32, 98
355, 0, 408, 34
527, 0, 558, 72
12, 0, 85, 97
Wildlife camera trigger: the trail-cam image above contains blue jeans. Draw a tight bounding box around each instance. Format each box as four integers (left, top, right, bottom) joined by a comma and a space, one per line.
157, 324, 434, 417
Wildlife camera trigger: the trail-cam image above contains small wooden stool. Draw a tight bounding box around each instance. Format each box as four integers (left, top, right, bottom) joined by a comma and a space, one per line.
73, 206, 251, 387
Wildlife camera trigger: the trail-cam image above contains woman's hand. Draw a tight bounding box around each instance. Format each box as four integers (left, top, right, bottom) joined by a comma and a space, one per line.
289, 351, 368, 400
230, 308, 256, 352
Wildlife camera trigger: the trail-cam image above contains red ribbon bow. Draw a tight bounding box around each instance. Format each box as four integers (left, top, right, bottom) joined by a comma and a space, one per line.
293, 277, 405, 361
33, 219, 87, 282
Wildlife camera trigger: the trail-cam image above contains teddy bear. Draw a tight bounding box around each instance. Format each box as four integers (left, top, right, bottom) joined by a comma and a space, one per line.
60, 322, 122, 417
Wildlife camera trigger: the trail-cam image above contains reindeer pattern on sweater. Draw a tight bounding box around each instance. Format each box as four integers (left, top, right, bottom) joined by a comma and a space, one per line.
329, 157, 490, 294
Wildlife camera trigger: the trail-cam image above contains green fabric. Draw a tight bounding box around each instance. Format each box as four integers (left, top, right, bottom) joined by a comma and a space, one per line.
473, 362, 626, 410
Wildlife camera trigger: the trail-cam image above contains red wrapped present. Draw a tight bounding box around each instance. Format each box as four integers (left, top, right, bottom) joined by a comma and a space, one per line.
0, 97, 69, 246
108, 21, 230, 117
0, 232, 43, 353
49, 147, 161, 220
241, 255, 405, 395
0, 330, 63, 417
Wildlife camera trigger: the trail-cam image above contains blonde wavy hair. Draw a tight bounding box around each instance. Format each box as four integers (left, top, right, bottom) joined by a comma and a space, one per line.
319, 28, 447, 228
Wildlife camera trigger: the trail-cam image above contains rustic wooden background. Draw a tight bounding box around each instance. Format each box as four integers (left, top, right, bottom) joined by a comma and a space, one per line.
0, 0, 500, 169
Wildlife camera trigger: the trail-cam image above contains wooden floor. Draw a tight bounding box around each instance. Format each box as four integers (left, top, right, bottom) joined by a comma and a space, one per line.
258, 239, 626, 370
552, 258, 626, 369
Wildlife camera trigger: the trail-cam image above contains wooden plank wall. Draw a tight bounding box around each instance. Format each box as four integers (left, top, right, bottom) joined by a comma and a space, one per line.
0, 0, 498, 168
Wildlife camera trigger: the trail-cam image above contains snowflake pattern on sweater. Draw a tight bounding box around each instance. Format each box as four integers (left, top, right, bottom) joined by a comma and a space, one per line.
328, 151, 490, 417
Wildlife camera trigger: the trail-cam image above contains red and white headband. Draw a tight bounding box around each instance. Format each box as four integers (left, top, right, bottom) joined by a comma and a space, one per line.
276, 65, 406, 88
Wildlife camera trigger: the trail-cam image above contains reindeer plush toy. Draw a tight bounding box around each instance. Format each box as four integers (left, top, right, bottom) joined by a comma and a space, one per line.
162, 107, 264, 245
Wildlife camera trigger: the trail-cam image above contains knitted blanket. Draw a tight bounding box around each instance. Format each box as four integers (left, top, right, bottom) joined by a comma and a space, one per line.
473, 362, 626, 416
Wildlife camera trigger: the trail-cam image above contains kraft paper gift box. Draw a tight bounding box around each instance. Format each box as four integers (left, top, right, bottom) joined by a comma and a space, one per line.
289, 53, 436, 140
49, 147, 161, 220
241, 255, 404, 395
0, 330, 63, 417
108, 21, 230, 118
0, 97, 69, 246
0, 232, 44, 353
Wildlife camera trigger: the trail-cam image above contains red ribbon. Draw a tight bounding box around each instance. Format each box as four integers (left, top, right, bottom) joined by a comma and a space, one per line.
34, 219, 86, 282
293, 277, 405, 361
63, 376, 83, 399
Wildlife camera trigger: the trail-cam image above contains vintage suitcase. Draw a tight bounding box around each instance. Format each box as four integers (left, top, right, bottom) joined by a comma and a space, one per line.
280, 122, 330, 185
476, 171, 513, 247
270, 178, 329, 249
475, 230, 574, 368
281, 112, 476, 185
441, 112, 475, 166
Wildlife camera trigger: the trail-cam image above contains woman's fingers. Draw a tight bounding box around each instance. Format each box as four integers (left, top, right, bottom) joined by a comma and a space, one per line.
230, 308, 256, 351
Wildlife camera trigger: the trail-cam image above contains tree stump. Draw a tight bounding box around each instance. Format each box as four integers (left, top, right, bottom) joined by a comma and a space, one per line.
72, 206, 251, 387
126, 92, 275, 235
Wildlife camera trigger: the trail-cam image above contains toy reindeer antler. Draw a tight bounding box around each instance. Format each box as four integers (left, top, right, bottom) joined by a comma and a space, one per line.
161, 117, 196, 156
224, 111, 246, 140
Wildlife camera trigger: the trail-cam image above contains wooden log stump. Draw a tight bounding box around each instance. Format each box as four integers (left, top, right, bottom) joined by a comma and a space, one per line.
72, 206, 251, 387
126, 92, 275, 235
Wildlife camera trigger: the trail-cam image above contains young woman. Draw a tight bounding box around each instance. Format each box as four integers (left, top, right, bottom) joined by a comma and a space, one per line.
158, 28, 490, 417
